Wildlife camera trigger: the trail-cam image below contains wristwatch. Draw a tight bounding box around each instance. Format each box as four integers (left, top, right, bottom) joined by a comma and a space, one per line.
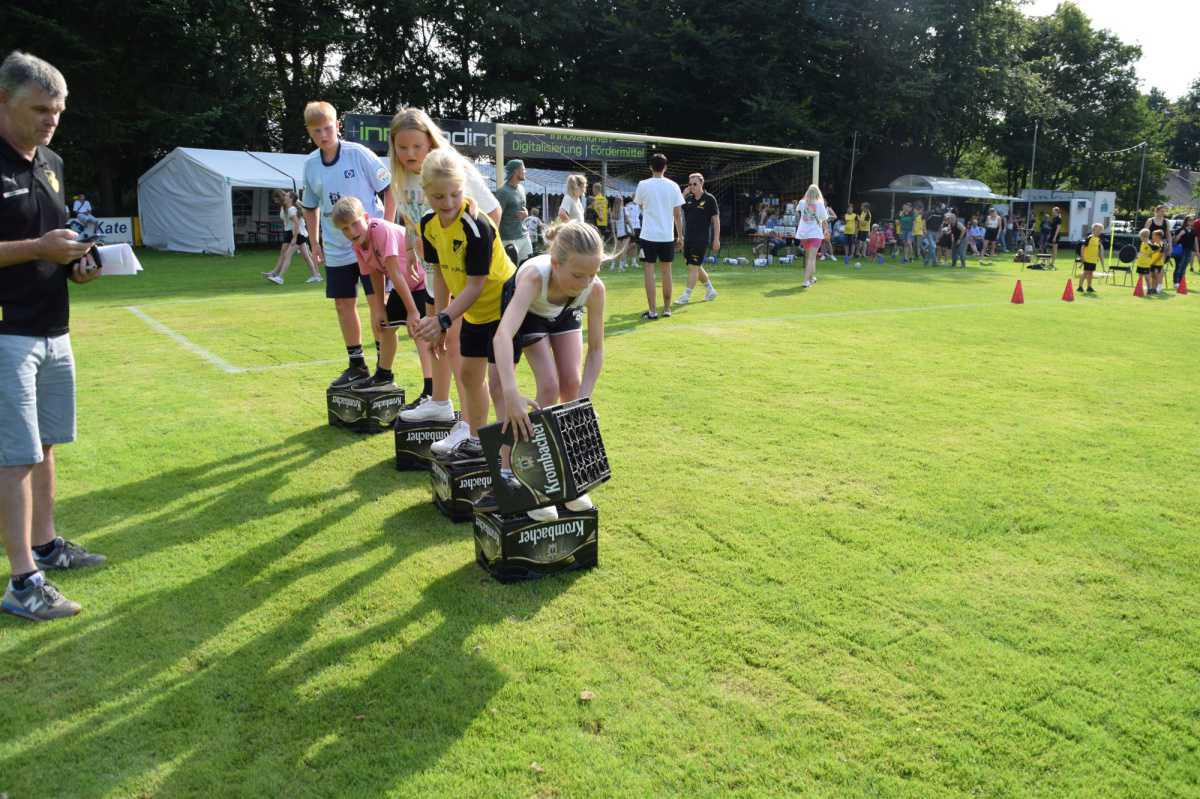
437, 311, 452, 331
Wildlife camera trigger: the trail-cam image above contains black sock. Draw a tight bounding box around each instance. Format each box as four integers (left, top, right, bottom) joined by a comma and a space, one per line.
375, 367, 393, 381
12, 570, 37, 589
347, 345, 365, 369
423, 377, 433, 396
32, 539, 58, 556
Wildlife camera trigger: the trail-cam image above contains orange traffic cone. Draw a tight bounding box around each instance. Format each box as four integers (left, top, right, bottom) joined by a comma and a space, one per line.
1179, 275, 1189, 295
1011, 280, 1024, 304
1134, 276, 1145, 297
1062, 279, 1075, 302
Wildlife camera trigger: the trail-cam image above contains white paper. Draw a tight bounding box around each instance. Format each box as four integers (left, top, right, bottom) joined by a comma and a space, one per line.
96, 243, 143, 276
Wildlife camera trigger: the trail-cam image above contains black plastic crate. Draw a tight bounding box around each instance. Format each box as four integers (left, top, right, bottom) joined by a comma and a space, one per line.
327, 386, 406, 434
430, 453, 492, 523
474, 506, 598, 582
478, 398, 610, 513
394, 411, 462, 471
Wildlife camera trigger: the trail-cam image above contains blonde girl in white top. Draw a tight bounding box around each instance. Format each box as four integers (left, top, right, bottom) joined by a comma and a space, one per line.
558, 174, 587, 223
264, 189, 321, 284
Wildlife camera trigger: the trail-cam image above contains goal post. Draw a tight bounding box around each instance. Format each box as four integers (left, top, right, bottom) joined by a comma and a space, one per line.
493, 123, 820, 256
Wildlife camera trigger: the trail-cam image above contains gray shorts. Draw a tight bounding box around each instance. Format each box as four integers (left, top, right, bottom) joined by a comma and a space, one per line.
0, 333, 76, 466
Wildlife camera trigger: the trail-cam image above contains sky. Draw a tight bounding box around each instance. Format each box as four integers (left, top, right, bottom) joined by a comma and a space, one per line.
1021, 0, 1200, 100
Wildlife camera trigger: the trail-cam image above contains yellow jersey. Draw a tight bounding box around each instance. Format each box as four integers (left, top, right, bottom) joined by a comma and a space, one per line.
1136, 242, 1163, 268
420, 203, 516, 324
1081, 235, 1101, 263
593, 194, 609, 226
844, 212, 858, 235
913, 214, 925, 235
859, 210, 872, 230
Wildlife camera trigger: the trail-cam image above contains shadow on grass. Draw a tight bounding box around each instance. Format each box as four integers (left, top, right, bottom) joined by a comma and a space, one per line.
3, 439, 574, 795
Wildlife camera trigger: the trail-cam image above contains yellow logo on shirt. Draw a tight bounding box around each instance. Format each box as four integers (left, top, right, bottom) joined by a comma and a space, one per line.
44, 167, 59, 194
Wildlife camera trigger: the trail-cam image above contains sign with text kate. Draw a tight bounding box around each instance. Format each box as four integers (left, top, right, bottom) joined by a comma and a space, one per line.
343, 115, 646, 163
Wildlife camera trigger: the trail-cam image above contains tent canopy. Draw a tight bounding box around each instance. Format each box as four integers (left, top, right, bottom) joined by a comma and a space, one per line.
866, 174, 1022, 203
138, 147, 309, 255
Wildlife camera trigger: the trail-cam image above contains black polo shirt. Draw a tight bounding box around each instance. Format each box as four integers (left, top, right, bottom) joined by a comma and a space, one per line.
0, 137, 69, 337
682, 191, 718, 244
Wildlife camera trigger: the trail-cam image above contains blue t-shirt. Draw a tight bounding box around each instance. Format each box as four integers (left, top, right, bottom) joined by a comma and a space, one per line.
301, 141, 390, 267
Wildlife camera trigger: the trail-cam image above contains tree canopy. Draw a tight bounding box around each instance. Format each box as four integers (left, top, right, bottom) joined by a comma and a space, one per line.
1, 0, 1191, 215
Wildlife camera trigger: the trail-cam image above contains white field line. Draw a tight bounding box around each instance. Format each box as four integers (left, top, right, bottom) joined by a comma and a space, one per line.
607, 299, 1057, 338
125, 306, 337, 374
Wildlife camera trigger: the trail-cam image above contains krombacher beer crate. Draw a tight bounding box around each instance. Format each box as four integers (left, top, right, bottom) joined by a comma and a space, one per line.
474, 506, 598, 583
327, 387, 406, 434
478, 398, 611, 514
394, 411, 462, 471
430, 453, 493, 522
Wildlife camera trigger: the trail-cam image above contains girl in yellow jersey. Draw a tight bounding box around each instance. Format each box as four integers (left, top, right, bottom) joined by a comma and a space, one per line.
413, 149, 517, 459
843, 203, 858, 262
1077, 223, 1104, 294
856, 202, 873, 260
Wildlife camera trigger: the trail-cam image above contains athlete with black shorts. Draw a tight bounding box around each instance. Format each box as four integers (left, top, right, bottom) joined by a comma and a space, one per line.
676, 172, 719, 305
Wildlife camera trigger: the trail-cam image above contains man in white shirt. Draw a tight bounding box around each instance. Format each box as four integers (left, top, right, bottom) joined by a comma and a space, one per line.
69, 193, 96, 238
299, 101, 393, 388
633, 153, 684, 319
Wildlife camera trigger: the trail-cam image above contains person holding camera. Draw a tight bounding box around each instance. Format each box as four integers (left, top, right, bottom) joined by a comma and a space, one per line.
0, 52, 106, 622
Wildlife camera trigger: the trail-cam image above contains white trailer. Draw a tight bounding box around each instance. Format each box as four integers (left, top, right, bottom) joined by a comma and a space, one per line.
1015, 189, 1118, 241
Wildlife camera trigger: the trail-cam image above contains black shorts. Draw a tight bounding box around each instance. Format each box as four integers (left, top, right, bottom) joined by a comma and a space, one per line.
857, 231, 869, 241
1082, 262, 1097, 272
325, 265, 374, 299
640, 239, 675, 263
1136, 267, 1151, 275
500, 274, 583, 347
632, 228, 641, 241
985, 228, 999, 242
382, 286, 431, 327
286, 233, 309, 247
683, 240, 708, 266
460, 318, 521, 364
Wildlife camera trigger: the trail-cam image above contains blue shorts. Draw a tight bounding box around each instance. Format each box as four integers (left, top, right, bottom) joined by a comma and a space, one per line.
0, 334, 76, 466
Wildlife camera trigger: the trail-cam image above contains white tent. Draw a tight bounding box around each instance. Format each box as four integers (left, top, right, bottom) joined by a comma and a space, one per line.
138, 147, 309, 255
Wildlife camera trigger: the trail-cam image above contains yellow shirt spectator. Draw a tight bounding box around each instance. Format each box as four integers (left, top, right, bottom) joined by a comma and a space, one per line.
592, 194, 609, 227
913, 214, 925, 235
844, 212, 858, 235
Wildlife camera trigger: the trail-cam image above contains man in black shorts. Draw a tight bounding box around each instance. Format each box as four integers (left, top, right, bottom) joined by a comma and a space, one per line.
676, 172, 719, 304
633, 153, 685, 319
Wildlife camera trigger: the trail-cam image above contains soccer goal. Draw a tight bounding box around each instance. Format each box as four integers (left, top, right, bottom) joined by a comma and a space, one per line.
494, 123, 820, 258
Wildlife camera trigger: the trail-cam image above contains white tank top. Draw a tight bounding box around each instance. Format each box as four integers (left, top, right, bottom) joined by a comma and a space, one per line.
517, 254, 596, 320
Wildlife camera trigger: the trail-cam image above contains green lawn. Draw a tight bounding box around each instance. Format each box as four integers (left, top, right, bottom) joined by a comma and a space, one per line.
1, 247, 1197, 798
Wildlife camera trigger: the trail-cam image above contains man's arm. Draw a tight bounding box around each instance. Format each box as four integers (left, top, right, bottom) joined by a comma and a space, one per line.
302, 206, 321, 261
673, 207, 683, 243
0, 230, 92, 267
710, 210, 721, 251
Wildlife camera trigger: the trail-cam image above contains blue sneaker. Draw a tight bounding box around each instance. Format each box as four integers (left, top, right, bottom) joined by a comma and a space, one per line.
2, 573, 81, 621
32, 537, 106, 571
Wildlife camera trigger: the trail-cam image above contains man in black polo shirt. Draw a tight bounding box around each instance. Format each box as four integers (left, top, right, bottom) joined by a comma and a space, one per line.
675, 172, 719, 305
0, 51, 106, 622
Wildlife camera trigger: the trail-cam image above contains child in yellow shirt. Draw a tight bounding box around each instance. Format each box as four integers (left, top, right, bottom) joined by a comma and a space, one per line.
1077, 222, 1104, 293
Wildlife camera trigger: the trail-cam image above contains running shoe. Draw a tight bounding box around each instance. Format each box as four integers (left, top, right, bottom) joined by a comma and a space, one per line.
640, 311, 658, 320
527, 505, 559, 522
305, 275, 323, 284
674, 291, 691, 305
401, 398, 454, 423
661, 308, 672, 317
564, 493, 594, 512
403, 393, 432, 411
267, 274, 284, 285
446, 435, 483, 460
704, 285, 717, 302
348, 372, 396, 392
430, 420, 470, 456
1, 574, 80, 621
32, 537, 106, 571
330, 365, 370, 389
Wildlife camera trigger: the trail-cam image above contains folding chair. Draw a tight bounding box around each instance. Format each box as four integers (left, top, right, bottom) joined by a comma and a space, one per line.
1109, 245, 1136, 286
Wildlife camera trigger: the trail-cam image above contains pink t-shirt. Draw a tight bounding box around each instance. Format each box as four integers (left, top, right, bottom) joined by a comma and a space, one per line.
352, 219, 425, 292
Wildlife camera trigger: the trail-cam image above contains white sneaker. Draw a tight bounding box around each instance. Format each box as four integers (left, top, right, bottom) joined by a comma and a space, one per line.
305, 275, 323, 284
526, 505, 559, 522
802, 280, 812, 288
401, 398, 454, 423
267, 274, 284, 285
430, 419, 469, 456
564, 493, 594, 512
675, 291, 691, 305
704, 285, 717, 301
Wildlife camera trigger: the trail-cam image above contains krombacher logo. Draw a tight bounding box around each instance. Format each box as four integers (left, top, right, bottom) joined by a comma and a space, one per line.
330, 396, 362, 409
517, 520, 584, 546
404, 430, 446, 443
459, 475, 491, 491
432, 464, 451, 499
477, 517, 502, 544
372, 396, 405, 410
525, 422, 560, 494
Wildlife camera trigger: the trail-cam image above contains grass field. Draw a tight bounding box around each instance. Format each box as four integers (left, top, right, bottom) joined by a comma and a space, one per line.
1, 246, 1198, 799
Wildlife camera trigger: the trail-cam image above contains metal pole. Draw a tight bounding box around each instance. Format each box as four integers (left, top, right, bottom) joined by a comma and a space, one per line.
1026, 120, 1038, 249
1134, 143, 1146, 229
846, 130, 858, 209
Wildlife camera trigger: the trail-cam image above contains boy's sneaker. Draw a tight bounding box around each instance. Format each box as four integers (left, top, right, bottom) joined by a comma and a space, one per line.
704, 285, 717, 302
330, 365, 370, 389
640, 311, 658, 320
674, 291, 691, 305
527, 505, 559, 522
430, 420, 470, 456
446, 435, 483, 460
2, 574, 81, 621
401, 398, 453, 423
564, 493, 594, 512
32, 537, 106, 570
349, 372, 396, 392
305, 275, 323, 284
661, 308, 672, 317
267, 274, 284, 285
801, 280, 812, 288
403, 393, 432, 411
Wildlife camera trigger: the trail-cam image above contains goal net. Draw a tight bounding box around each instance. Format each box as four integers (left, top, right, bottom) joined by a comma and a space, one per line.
493, 123, 819, 263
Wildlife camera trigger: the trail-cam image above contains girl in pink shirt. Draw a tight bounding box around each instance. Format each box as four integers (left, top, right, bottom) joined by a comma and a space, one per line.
332, 196, 433, 393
